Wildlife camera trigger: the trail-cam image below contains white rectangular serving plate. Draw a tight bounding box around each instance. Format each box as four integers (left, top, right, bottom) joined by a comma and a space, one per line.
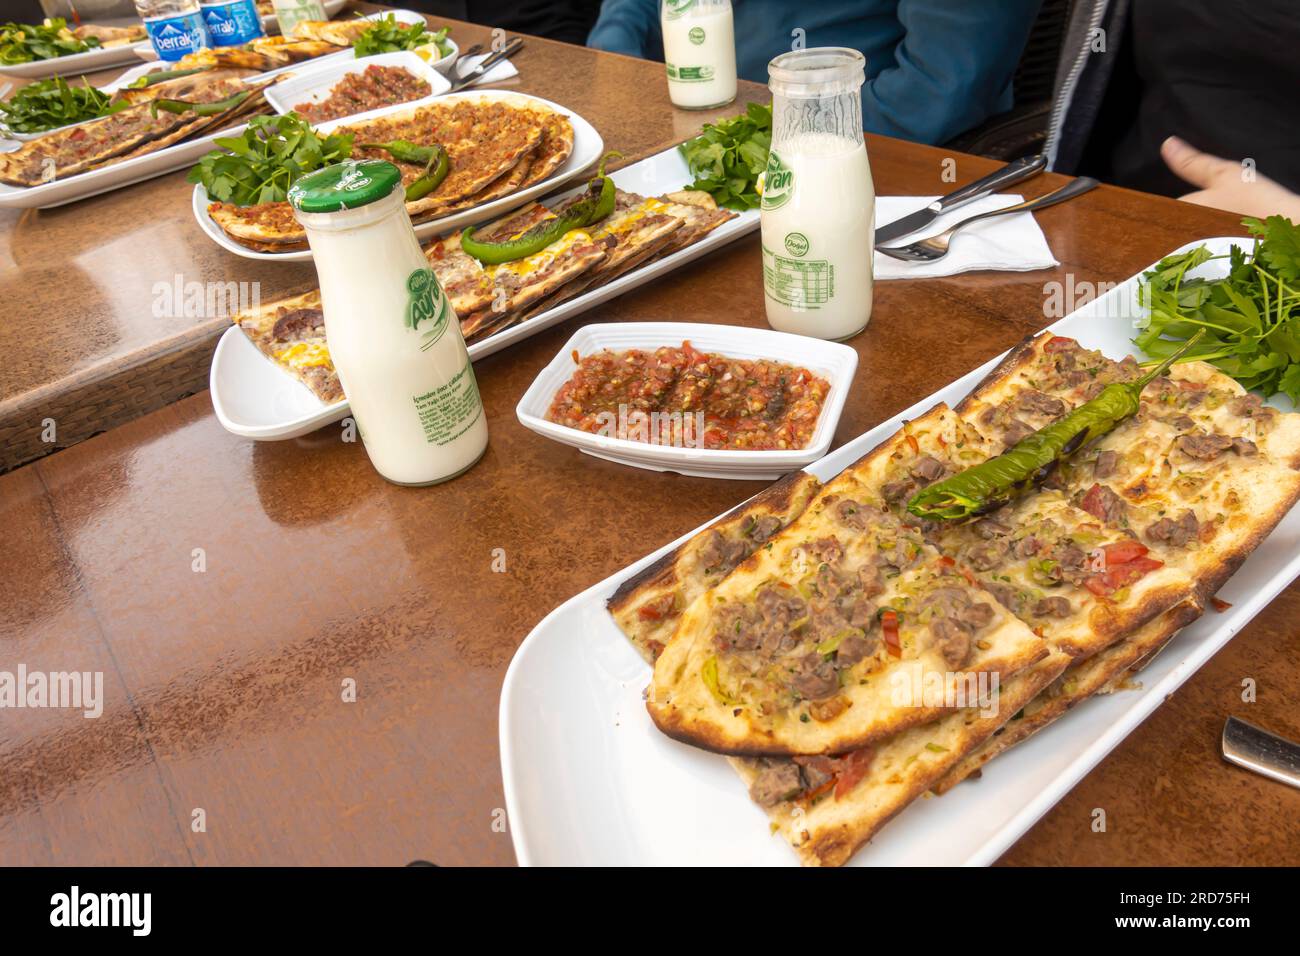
0, 114, 255, 208
193, 88, 602, 261
0, 33, 143, 80
516, 323, 857, 480
500, 236, 1300, 866
209, 144, 760, 440
262, 49, 449, 116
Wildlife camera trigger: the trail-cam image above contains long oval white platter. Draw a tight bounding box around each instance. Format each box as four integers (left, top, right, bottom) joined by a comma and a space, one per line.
261, 49, 449, 116
130, 8, 455, 73
0, 112, 256, 209
193, 88, 602, 261
209, 144, 761, 440
499, 236, 1300, 866
0, 25, 145, 80
516, 323, 858, 480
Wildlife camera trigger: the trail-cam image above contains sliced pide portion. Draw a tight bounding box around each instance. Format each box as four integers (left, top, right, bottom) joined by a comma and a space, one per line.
232, 288, 342, 404
929, 489, 1198, 658
647, 405, 1051, 757
930, 599, 1201, 795
608, 470, 823, 663
732, 647, 1071, 866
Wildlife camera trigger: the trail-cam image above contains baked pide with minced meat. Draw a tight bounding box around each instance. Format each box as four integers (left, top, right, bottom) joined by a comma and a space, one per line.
608, 331, 1300, 866
227, 185, 736, 398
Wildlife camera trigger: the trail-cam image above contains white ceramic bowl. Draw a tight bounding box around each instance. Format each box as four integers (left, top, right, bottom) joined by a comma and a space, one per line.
516, 323, 860, 480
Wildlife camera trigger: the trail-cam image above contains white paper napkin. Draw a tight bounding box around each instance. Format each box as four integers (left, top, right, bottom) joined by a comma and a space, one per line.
874, 194, 1058, 279
450, 53, 518, 87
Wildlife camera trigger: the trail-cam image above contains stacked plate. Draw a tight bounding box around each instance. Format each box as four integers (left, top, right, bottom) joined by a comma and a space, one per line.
516, 323, 859, 480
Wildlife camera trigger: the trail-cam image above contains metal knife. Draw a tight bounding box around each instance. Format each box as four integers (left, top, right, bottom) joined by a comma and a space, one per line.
875, 153, 1048, 245
446, 38, 525, 94
1222, 715, 1300, 790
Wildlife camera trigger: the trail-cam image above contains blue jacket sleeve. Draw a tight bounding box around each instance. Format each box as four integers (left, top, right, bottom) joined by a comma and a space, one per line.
864, 0, 1043, 144
587, 0, 663, 59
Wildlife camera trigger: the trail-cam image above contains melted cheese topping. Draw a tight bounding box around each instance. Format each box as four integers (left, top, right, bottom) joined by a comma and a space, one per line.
489, 228, 593, 280
274, 341, 332, 369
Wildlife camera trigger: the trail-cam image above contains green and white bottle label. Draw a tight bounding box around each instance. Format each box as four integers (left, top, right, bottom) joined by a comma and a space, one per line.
405, 268, 451, 350
663, 0, 697, 19
760, 150, 794, 210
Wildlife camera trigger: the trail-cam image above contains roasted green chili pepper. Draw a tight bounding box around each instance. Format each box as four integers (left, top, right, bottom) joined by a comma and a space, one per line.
907, 330, 1206, 521
360, 140, 449, 201
128, 66, 208, 89
459, 151, 623, 265
150, 90, 251, 118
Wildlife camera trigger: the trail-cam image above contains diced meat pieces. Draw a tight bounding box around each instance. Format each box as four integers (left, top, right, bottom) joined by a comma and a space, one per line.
804, 536, 844, 566
1176, 433, 1233, 460
748, 761, 803, 807
965, 539, 1007, 571
858, 564, 884, 597
1231, 437, 1258, 456
1080, 483, 1128, 527
747, 515, 783, 543
881, 480, 914, 504
909, 455, 946, 483
1094, 449, 1119, 478
699, 530, 749, 573
1002, 419, 1035, 446
1033, 596, 1072, 618
1015, 389, 1066, 420
930, 617, 972, 668
834, 634, 873, 667
1145, 509, 1199, 548
789, 652, 840, 700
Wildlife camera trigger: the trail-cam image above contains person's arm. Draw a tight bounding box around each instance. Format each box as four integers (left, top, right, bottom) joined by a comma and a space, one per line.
1161, 136, 1300, 222
587, 0, 662, 59
863, 0, 1043, 145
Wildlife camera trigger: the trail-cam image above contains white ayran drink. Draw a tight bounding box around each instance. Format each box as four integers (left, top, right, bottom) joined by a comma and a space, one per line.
660, 0, 736, 110
289, 160, 488, 485
760, 48, 875, 341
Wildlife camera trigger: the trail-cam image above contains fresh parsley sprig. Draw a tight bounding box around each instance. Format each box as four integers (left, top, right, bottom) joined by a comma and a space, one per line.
1135, 215, 1300, 402
678, 101, 772, 210
0, 75, 124, 134
187, 113, 354, 206
352, 14, 452, 59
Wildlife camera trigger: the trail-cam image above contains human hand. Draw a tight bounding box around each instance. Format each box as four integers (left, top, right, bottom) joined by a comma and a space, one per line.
1161, 136, 1300, 221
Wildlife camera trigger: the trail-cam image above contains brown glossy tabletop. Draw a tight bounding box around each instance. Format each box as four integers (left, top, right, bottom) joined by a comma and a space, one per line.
3, 29, 1299, 870
0, 3, 762, 472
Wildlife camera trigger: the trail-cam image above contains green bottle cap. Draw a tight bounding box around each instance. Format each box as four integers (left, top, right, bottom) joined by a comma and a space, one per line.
288, 159, 402, 213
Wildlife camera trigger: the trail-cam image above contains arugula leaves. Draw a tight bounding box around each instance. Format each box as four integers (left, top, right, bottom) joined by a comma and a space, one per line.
0, 18, 99, 65
187, 113, 354, 206
1135, 216, 1300, 403
678, 101, 771, 210
0, 75, 123, 134
352, 14, 452, 59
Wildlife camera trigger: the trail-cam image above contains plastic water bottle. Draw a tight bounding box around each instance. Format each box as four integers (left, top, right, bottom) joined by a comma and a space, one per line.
200, 0, 265, 47
134, 0, 210, 62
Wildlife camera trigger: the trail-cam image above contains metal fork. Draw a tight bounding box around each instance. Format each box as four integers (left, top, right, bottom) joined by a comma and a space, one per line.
445, 37, 525, 94
876, 176, 1099, 263
454, 43, 484, 74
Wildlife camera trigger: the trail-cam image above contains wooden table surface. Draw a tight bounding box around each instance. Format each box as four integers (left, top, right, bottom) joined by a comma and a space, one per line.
2, 14, 1298, 868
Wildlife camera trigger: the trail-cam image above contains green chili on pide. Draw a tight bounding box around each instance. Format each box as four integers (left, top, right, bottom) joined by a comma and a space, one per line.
907, 330, 1206, 521
128, 66, 208, 89
459, 151, 623, 265
150, 90, 251, 118
361, 140, 449, 201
